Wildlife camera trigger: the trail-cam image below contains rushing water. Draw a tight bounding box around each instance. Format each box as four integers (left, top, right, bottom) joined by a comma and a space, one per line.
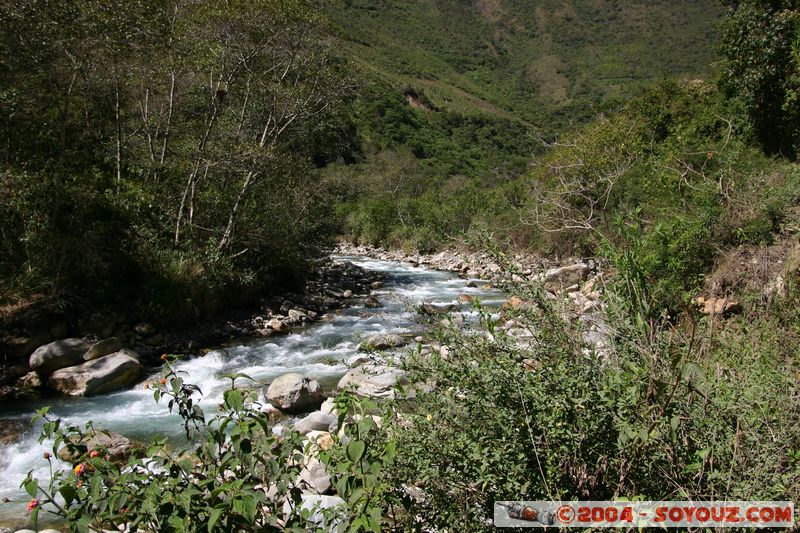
0, 255, 505, 526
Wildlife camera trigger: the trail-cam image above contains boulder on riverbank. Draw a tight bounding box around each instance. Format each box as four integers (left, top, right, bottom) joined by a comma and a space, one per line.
337, 364, 409, 399
83, 337, 123, 361
294, 411, 338, 435
266, 373, 325, 414
358, 333, 407, 351
57, 429, 142, 464
29, 338, 90, 376
543, 263, 590, 293
418, 302, 458, 316
46, 350, 143, 397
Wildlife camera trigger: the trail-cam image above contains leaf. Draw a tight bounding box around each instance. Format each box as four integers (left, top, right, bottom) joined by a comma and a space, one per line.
23, 478, 38, 498
346, 440, 366, 463
208, 507, 222, 531
59, 484, 77, 506
224, 389, 244, 411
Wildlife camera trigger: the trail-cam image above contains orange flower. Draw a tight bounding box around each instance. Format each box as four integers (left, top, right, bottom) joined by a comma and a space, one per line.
26, 498, 40, 513
89, 450, 101, 459
159, 378, 167, 385
73, 463, 85, 476
160, 354, 169, 361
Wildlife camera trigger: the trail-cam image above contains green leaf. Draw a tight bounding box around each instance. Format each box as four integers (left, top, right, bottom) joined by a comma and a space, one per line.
224, 389, 244, 411
23, 478, 38, 498
208, 507, 222, 532
346, 440, 366, 463
59, 484, 77, 506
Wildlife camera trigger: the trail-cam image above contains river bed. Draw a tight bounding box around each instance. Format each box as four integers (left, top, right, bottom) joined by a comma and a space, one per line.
0, 256, 505, 527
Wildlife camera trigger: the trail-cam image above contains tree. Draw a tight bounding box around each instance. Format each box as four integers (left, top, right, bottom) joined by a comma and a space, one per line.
719, 0, 800, 156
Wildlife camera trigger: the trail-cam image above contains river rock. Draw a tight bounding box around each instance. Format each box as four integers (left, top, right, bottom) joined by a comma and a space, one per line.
337, 365, 409, 398
17, 371, 42, 389
267, 318, 288, 334
364, 296, 382, 308
266, 373, 325, 414
305, 430, 334, 452
46, 350, 143, 397
83, 337, 122, 361
319, 397, 337, 416
502, 296, 536, 312
29, 338, 90, 376
359, 333, 407, 351
543, 263, 590, 293
299, 457, 331, 494
57, 429, 140, 464
294, 412, 338, 435
287, 309, 309, 324
418, 302, 458, 315
0, 419, 25, 445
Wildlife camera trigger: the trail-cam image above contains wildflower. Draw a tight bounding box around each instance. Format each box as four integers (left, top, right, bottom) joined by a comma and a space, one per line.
89, 450, 101, 459
73, 463, 85, 476
26, 498, 40, 513
159, 378, 167, 385
426, 414, 433, 422
160, 354, 169, 361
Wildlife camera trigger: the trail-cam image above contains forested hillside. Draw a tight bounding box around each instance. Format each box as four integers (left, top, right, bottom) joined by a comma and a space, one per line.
327, 0, 725, 249
331, 0, 722, 127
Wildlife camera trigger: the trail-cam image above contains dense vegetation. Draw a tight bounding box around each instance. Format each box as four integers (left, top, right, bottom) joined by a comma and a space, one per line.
0, 0, 353, 323
323, 0, 725, 250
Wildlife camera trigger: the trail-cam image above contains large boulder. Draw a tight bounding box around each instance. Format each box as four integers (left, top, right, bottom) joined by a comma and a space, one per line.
46, 350, 143, 397
83, 337, 122, 361
29, 338, 90, 376
57, 429, 141, 464
543, 263, 590, 293
337, 365, 409, 399
266, 373, 325, 414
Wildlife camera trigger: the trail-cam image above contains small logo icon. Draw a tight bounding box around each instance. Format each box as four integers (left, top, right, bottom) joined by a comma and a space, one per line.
497, 503, 555, 526
557, 504, 576, 524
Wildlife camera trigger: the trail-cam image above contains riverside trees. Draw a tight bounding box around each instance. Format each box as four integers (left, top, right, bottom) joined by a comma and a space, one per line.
0, 0, 354, 319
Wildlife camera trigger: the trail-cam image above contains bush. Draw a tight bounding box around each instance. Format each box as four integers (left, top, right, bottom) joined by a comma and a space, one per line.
22, 359, 402, 533
378, 274, 800, 530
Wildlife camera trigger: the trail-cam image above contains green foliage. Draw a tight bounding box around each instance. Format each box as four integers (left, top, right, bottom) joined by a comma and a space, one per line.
329, 0, 722, 130
0, 0, 352, 321
719, 0, 800, 156
24, 362, 335, 532
378, 280, 800, 530
318, 394, 399, 532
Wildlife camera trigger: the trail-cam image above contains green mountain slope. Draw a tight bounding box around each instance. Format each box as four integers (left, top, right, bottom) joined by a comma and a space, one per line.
330, 0, 723, 131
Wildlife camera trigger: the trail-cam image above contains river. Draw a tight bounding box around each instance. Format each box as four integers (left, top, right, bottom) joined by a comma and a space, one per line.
0, 255, 505, 527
